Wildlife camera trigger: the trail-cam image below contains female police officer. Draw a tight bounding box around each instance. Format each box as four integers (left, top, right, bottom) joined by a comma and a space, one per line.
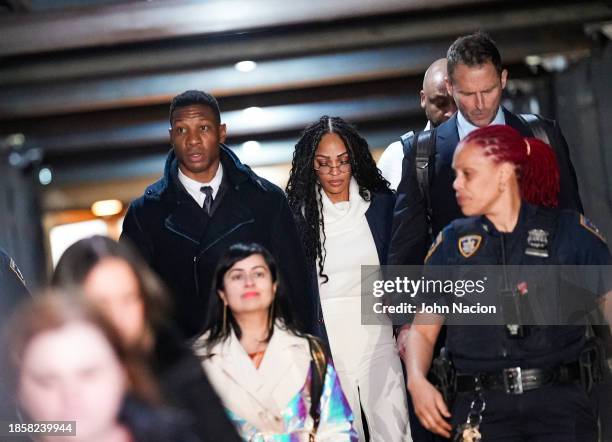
401, 125, 611, 441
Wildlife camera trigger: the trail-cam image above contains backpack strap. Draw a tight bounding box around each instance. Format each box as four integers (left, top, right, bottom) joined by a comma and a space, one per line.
518, 113, 551, 145
306, 334, 328, 438
400, 128, 437, 227
400, 130, 415, 156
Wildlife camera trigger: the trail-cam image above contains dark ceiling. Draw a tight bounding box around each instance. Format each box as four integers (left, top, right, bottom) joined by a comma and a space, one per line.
0, 0, 611, 192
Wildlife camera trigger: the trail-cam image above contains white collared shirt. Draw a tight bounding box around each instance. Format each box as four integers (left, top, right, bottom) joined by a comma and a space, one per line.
457, 106, 505, 140
377, 120, 432, 191
178, 163, 223, 208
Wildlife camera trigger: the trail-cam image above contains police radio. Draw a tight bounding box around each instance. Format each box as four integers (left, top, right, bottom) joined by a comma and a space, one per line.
501, 282, 530, 339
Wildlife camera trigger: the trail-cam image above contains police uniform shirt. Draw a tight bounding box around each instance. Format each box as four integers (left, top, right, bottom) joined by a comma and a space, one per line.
423, 203, 611, 372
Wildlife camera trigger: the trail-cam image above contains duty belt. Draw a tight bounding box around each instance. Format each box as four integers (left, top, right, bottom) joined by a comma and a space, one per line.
456, 362, 581, 395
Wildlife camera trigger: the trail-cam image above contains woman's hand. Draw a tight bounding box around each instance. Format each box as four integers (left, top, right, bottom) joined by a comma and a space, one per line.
407, 375, 452, 438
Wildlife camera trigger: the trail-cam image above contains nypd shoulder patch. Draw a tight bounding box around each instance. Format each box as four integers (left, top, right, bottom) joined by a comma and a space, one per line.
458, 234, 482, 258
580, 214, 606, 243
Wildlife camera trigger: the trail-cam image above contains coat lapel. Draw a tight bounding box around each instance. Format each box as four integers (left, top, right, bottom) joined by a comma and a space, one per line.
435, 114, 460, 168
164, 201, 207, 245
365, 193, 395, 265
198, 190, 255, 253
200, 326, 311, 432
437, 113, 460, 144
504, 108, 533, 137
204, 332, 273, 430
257, 327, 311, 410
162, 172, 207, 245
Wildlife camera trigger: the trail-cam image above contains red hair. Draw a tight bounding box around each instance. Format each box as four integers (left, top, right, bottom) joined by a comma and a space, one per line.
460, 124, 560, 207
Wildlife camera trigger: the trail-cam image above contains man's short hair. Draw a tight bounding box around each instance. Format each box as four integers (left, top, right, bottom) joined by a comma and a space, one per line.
169, 90, 221, 125
447, 32, 503, 80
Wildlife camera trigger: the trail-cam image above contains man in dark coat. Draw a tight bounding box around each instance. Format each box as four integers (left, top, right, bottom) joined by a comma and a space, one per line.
389, 32, 583, 267
121, 90, 317, 339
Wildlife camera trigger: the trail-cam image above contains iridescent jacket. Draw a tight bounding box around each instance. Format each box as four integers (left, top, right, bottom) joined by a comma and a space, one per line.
194, 324, 357, 441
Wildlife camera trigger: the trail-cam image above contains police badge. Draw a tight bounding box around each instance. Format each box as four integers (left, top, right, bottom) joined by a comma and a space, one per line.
525, 229, 549, 257
458, 235, 482, 258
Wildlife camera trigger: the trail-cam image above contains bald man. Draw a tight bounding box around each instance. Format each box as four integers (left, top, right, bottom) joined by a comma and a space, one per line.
377, 58, 456, 190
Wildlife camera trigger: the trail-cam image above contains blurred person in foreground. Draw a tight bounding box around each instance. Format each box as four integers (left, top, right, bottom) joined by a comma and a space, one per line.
4, 293, 200, 442
52, 235, 241, 442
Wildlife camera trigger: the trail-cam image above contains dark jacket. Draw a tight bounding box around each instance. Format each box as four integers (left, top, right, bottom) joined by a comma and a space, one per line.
0, 249, 30, 427
151, 326, 242, 442
0, 248, 30, 321
121, 146, 317, 339
120, 394, 202, 442
389, 109, 583, 265
365, 191, 396, 265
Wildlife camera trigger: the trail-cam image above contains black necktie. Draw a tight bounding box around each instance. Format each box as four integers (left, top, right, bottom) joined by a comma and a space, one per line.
200, 186, 213, 215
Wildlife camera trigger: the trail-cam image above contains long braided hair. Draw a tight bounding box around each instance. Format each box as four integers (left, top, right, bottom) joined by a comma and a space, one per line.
286, 116, 391, 282
460, 124, 560, 207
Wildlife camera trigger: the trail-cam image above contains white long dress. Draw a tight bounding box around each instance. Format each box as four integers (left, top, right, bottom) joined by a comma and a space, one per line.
317, 178, 412, 442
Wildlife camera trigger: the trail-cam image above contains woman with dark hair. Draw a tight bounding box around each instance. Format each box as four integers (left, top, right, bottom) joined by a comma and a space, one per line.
403, 125, 611, 441
52, 236, 241, 442
5, 293, 200, 442
194, 242, 357, 441
286, 116, 411, 441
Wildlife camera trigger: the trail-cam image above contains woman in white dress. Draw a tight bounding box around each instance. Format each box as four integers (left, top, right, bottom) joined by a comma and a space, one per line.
286, 116, 412, 441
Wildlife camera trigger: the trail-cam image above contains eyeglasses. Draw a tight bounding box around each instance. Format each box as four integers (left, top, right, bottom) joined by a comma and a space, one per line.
313, 160, 351, 175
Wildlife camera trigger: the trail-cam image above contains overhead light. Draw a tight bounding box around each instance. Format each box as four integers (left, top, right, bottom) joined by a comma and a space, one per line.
524, 54, 569, 72
242, 140, 262, 155
91, 199, 123, 217
2, 133, 25, 148
242, 107, 266, 124
585, 21, 612, 40
540, 55, 568, 72
601, 23, 612, 40
234, 60, 257, 72
525, 55, 542, 67
243, 106, 263, 116
38, 167, 53, 186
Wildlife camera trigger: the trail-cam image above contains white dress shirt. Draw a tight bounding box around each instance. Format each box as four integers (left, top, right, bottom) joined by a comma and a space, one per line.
377, 121, 431, 191
456, 106, 505, 140
178, 163, 223, 208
